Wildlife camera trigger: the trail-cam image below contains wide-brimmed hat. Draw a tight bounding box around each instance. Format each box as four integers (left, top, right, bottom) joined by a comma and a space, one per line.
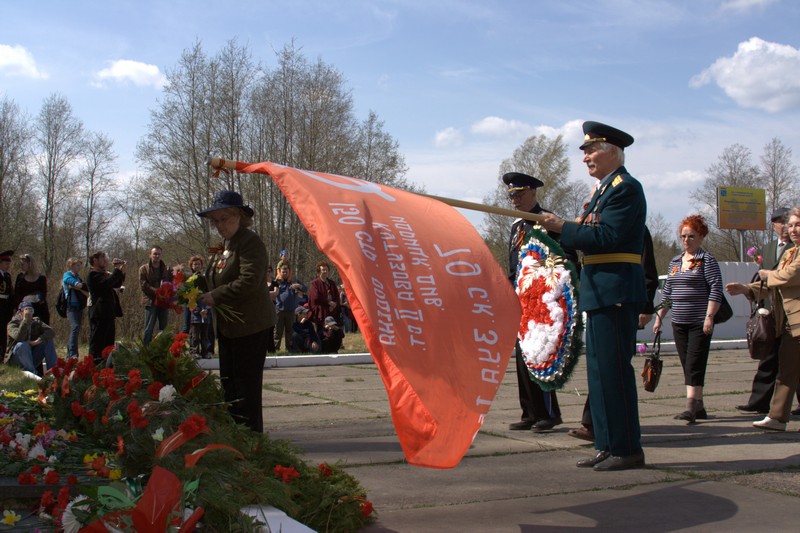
197, 190, 254, 218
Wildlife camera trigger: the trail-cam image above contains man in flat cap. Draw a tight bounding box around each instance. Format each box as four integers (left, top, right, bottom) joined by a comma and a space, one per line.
737, 207, 800, 414
539, 121, 647, 471
504, 171, 563, 432
0, 250, 14, 358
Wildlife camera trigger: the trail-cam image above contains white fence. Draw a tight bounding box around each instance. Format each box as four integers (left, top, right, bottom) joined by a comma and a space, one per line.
636, 261, 759, 344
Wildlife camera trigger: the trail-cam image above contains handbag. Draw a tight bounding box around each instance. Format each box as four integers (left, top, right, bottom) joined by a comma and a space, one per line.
641, 331, 663, 392
55, 289, 68, 318
746, 281, 776, 361
714, 295, 733, 324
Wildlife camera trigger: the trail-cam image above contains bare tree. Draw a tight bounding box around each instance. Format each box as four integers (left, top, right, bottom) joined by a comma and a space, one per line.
351, 111, 412, 190
80, 132, 118, 261
0, 97, 34, 248
760, 137, 799, 211
33, 94, 85, 276
479, 186, 512, 271
647, 212, 678, 275
498, 134, 586, 218
136, 41, 219, 259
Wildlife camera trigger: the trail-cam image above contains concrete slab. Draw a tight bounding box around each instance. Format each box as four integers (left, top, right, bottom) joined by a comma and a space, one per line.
260, 348, 800, 532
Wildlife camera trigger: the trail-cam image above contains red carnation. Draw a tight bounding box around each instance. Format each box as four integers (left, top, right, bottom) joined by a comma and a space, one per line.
40, 490, 55, 514
71, 401, 84, 417
273, 464, 300, 483
18, 472, 37, 485
44, 470, 60, 485
178, 414, 208, 440
360, 500, 374, 517
101, 345, 116, 359
318, 463, 333, 477
147, 381, 164, 400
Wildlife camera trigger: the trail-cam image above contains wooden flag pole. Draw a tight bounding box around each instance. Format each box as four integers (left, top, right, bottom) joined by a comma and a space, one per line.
206, 157, 546, 224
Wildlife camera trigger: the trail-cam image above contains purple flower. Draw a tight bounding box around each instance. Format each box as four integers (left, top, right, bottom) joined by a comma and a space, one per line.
747, 246, 757, 257
637, 343, 648, 354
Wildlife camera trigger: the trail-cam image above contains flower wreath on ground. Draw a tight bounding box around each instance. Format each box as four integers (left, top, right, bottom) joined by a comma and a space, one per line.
515, 225, 583, 391
1, 331, 374, 533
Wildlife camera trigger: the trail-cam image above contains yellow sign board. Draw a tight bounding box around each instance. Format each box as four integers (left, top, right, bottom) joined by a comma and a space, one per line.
717, 187, 766, 230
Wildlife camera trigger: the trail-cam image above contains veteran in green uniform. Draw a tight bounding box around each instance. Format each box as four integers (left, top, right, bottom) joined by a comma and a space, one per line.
539, 121, 646, 471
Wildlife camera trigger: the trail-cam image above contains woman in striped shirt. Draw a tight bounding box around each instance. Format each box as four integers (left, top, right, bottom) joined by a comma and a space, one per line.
654, 215, 724, 423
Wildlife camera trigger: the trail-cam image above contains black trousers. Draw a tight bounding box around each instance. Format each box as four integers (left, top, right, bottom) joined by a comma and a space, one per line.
745, 336, 800, 410
89, 315, 116, 363
514, 343, 560, 422
673, 322, 712, 386
218, 328, 270, 432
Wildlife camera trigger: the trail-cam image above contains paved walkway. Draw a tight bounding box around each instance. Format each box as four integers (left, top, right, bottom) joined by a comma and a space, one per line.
263, 349, 800, 532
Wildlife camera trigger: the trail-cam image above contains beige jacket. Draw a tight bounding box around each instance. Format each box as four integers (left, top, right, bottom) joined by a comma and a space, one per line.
748, 247, 800, 337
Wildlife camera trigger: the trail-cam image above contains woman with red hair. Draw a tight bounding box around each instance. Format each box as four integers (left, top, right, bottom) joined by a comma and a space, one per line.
654, 215, 724, 423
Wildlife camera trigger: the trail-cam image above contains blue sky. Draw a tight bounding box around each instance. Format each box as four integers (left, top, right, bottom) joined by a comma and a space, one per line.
2, 0, 799, 231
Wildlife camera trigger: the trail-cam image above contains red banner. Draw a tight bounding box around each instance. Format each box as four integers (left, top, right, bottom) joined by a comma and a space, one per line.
234, 161, 520, 468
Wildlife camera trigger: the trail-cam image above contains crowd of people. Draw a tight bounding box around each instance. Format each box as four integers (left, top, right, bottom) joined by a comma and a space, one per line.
510, 120, 800, 472
0, 189, 354, 433
3, 122, 796, 444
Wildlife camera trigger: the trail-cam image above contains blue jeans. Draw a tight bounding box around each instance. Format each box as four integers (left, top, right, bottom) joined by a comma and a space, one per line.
9, 340, 57, 376
143, 305, 170, 345
66, 305, 83, 358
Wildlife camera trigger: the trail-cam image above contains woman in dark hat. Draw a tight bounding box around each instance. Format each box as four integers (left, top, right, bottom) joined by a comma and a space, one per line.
197, 190, 275, 432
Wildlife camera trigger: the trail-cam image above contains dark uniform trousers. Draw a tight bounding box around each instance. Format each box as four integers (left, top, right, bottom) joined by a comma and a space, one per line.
586, 303, 642, 456
515, 342, 560, 422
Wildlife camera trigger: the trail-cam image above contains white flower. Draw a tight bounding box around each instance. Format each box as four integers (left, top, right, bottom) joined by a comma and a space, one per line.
151, 427, 165, 442
158, 385, 177, 403
27, 442, 47, 460
62, 496, 90, 533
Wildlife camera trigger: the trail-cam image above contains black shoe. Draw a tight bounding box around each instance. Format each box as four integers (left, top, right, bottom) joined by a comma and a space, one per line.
695, 408, 708, 420
577, 450, 610, 468
674, 410, 696, 423
532, 416, 563, 432
737, 404, 768, 414
509, 420, 534, 430
593, 452, 645, 471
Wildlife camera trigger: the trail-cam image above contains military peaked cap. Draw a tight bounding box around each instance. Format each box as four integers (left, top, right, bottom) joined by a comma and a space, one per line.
580, 121, 634, 150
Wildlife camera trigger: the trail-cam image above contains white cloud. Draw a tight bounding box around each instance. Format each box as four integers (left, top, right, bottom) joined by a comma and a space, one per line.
470, 116, 532, 137
92, 59, 166, 89
720, 0, 778, 13
0, 44, 47, 79
433, 127, 463, 148
690, 37, 800, 113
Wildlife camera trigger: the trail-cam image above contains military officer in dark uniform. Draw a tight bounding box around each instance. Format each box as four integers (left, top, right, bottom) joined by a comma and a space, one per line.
540, 122, 647, 471
504, 172, 563, 432
0, 250, 15, 359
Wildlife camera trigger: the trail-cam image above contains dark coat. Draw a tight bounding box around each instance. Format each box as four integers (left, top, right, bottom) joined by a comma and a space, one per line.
87, 268, 125, 320
206, 227, 275, 338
